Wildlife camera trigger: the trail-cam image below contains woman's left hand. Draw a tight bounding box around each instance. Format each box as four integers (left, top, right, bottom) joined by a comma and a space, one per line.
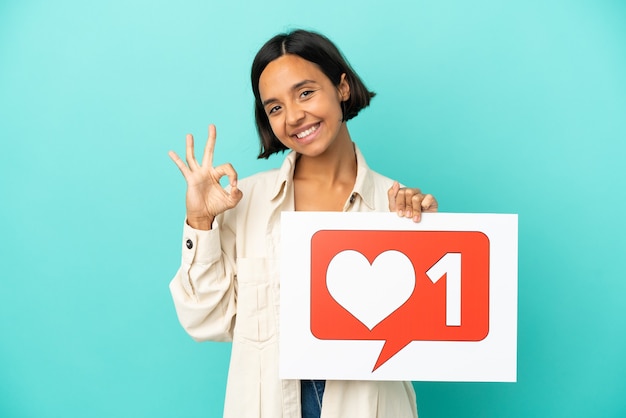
388, 181, 438, 222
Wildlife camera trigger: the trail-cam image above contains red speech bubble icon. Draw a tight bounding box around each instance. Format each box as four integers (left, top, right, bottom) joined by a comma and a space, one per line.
310, 230, 489, 371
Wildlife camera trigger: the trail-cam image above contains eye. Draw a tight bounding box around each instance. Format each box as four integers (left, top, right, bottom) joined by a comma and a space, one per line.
268, 105, 281, 115
300, 90, 315, 99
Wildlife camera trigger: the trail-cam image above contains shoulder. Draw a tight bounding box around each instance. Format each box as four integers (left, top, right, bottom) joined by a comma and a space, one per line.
219, 168, 283, 226
232, 167, 287, 208
238, 168, 281, 192
355, 144, 396, 190
368, 169, 395, 188
236, 151, 296, 198
362, 161, 396, 193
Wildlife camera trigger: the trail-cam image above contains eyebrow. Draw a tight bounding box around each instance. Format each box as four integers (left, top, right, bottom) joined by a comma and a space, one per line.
261, 79, 317, 107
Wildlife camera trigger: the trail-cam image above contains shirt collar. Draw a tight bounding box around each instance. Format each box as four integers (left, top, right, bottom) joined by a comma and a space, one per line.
353, 145, 376, 210
269, 144, 376, 210
270, 150, 298, 202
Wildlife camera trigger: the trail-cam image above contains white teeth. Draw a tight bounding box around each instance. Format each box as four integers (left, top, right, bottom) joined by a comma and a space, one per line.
296, 124, 318, 139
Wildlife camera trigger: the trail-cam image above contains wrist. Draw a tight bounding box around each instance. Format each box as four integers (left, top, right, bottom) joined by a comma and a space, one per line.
187, 216, 214, 230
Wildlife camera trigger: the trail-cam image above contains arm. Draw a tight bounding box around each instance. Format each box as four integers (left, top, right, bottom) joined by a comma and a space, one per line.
168, 125, 242, 341
169, 217, 237, 341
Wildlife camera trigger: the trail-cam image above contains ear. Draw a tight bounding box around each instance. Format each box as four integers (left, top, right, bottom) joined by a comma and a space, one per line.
338, 73, 351, 101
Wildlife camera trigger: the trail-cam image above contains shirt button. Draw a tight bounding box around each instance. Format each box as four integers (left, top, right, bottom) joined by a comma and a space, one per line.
186, 239, 193, 249
349, 193, 356, 204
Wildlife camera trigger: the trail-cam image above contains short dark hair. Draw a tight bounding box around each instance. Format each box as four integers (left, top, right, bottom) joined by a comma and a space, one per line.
251, 29, 376, 159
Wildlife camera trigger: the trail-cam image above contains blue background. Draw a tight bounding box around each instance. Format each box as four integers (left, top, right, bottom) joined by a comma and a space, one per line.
1, 0, 625, 417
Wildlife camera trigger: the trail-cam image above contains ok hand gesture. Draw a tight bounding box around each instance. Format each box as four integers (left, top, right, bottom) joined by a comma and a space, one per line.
168, 125, 243, 230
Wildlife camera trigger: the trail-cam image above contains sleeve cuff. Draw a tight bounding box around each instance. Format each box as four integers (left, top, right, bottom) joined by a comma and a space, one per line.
181, 218, 222, 265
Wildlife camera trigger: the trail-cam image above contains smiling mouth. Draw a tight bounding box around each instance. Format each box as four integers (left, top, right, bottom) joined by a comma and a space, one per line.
295, 123, 320, 139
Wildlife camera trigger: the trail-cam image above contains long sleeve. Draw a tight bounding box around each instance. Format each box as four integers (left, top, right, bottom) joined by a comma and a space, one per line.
167, 147, 417, 418
169, 216, 237, 342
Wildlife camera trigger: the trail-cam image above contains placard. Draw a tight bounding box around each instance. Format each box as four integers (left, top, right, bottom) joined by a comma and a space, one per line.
280, 212, 517, 382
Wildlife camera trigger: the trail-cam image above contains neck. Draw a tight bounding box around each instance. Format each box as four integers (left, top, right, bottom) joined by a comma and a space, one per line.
294, 125, 356, 185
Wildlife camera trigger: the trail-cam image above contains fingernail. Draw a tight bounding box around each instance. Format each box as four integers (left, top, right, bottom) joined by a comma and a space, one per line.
406, 210, 411, 217
397, 210, 403, 217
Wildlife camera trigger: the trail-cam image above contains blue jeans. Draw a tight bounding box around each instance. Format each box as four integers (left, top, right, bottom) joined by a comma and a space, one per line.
301, 379, 326, 418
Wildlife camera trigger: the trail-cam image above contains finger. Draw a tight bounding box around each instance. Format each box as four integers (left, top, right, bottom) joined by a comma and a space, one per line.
402, 188, 422, 218
387, 181, 400, 212
404, 189, 422, 220
214, 162, 239, 188
214, 163, 243, 204
202, 124, 217, 168
411, 193, 424, 222
185, 134, 199, 169
168, 150, 191, 178
421, 194, 438, 212
395, 188, 408, 217
229, 184, 243, 204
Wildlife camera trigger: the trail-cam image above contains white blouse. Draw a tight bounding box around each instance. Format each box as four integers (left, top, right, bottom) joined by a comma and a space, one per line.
170, 146, 418, 418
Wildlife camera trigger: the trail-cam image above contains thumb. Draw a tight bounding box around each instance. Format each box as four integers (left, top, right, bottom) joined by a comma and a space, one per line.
229, 184, 243, 204
387, 181, 400, 211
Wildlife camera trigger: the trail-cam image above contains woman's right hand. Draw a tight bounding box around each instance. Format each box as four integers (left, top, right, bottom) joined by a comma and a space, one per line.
168, 124, 243, 230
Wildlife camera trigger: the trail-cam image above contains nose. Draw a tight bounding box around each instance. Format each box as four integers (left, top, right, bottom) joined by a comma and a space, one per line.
285, 103, 305, 126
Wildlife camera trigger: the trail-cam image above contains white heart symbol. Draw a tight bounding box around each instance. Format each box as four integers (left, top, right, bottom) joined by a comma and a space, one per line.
326, 250, 416, 330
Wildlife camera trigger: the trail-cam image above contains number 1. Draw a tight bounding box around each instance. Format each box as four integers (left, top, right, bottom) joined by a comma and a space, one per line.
426, 253, 462, 326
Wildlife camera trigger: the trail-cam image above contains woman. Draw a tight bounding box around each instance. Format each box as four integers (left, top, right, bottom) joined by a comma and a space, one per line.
169, 29, 437, 418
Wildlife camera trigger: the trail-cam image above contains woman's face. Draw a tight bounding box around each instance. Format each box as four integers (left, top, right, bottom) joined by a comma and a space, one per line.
258, 54, 350, 157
